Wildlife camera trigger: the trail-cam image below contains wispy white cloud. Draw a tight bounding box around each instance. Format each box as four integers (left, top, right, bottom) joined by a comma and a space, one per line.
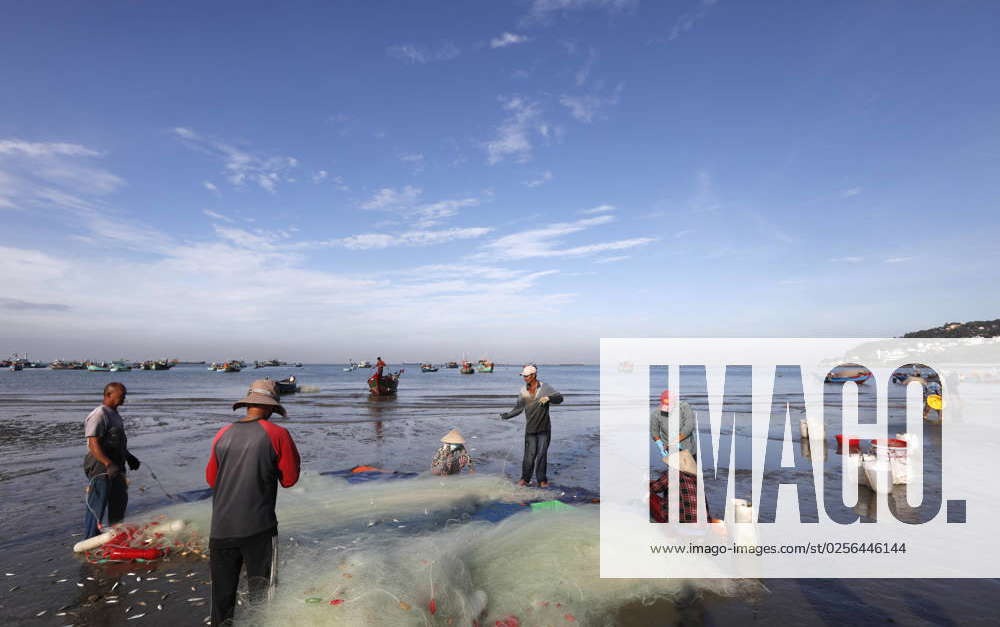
203, 209, 234, 223
595, 255, 630, 263
332, 227, 493, 250
491, 32, 530, 48
479, 214, 655, 260
359, 186, 481, 227
487, 96, 552, 164
0, 137, 123, 212
171, 127, 298, 193
387, 42, 460, 64
360, 186, 423, 211
884, 256, 913, 264
669, 0, 717, 41
829, 256, 864, 263
841, 187, 862, 198
575, 47, 598, 86
525, 0, 638, 22
0, 140, 101, 158
525, 171, 554, 188
312, 170, 328, 184
581, 204, 615, 214
203, 181, 220, 194
560, 83, 623, 123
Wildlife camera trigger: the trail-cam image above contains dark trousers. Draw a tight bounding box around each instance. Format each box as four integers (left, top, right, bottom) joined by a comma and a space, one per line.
521, 432, 551, 484
210, 531, 277, 626
84, 475, 128, 538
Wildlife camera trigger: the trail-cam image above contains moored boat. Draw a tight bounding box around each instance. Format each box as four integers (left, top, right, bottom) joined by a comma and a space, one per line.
110, 360, 132, 372
420, 363, 438, 372
825, 365, 872, 384
88, 363, 111, 372
477, 359, 494, 373
274, 375, 299, 395
460, 360, 475, 374
368, 369, 403, 395
446, 361, 459, 369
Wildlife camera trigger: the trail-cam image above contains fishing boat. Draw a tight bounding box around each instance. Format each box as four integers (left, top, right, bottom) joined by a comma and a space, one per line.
825, 365, 872, 384
8, 363, 22, 372
446, 361, 459, 369
274, 376, 299, 395
87, 362, 112, 372
368, 369, 403, 395
110, 360, 132, 372
460, 361, 475, 375
420, 363, 438, 372
358, 360, 372, 368
477, 359, 494, 373
217, 362, 242, 373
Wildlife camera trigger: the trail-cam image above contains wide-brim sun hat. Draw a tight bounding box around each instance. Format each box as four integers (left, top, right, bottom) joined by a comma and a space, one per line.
520, 365, 537, 376
441, 429, 466, 445
233, 379, 287, 417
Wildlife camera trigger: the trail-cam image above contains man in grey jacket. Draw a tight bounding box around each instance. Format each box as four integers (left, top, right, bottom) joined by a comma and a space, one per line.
500, 365, 563, 487
650, 390, 697, 460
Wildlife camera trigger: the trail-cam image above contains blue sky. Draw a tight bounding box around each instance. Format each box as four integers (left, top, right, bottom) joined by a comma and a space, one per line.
2, 0, 999, 362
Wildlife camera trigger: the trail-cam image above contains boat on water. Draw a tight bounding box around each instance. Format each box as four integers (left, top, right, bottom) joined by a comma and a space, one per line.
8, 363, 22, 372
460, 360, 475, 375
110, 360, 132, 372
420, 363, 438, 372
358, 360, 372, 368
88, 362, 112, 372
825, 365, 872, 384
274, 376, 299, 395
446, 361, 459, 369
217, 362, 242, 373
368, 369, 403, 395
477, 359, 495, 373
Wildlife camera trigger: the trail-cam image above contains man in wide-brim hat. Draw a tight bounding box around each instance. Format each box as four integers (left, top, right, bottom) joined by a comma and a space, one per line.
206, 379, 301, 626
431, 428, 475, 476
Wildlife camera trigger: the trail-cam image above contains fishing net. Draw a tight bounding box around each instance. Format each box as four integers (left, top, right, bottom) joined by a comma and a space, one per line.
133, 473, 757, 625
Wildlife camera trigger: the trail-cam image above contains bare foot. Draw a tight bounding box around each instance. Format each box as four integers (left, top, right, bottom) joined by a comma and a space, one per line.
539, 481, 549, 488
517, 479, 527, 487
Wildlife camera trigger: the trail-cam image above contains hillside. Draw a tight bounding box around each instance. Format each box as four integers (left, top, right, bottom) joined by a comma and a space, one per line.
903, 319, 1000, 338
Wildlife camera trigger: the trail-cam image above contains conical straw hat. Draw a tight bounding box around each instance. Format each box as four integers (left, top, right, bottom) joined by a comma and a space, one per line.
441, 429, 466, 444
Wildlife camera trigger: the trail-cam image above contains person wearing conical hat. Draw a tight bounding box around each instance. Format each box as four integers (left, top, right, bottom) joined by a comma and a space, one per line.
431, 429, 475, 476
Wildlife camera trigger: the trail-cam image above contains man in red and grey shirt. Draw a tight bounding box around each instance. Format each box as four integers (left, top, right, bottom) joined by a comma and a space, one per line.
206, 379, 300, 626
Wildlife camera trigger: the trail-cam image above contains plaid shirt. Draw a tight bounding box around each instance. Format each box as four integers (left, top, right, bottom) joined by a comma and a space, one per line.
649, 470, 700, 523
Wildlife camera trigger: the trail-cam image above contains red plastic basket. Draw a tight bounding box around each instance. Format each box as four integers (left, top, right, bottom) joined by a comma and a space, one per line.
835, 434, 860, 447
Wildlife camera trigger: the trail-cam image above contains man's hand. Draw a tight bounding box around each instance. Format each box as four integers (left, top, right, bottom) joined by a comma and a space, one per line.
539, 396, 550, 405
126, 453, 141, 471
655, 439, 667, 458
105, 462, 122, 479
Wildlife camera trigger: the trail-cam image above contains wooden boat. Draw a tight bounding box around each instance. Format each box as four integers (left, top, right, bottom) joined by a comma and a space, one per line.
217, 362, 241, 373
9, 363, 22, 371
825, 365, 872, 384
368, 370, 403, 395
446, 361, 459, 369
110, 360, 132, 372
420, 363, 438, 372
87, 363, 111, 372
460, 361, 475, 375
274, 376, 298, 395
477, 360, 494, 373
358, 360, 372, 368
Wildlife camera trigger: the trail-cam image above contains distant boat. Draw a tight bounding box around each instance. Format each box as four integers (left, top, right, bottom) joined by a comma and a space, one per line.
446, 361, 459, 369
358, 360, 372, 368
460, 361, 475, 375
825, 365, 872, 384
477, 359, 494, 373
420, 363, 438, 372
216, 362, 242, 373
88, 363, 111, 372
9, 363, 22, 372
110, 360, 132, 372
368, 370, 403, 395
274, 376, 299, 395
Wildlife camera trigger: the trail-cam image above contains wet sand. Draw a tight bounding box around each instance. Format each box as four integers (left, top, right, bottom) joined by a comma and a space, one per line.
1, 365, 998, 625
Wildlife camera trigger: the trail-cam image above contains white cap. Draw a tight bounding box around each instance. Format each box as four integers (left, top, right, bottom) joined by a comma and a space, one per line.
520, 365, 537, 376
